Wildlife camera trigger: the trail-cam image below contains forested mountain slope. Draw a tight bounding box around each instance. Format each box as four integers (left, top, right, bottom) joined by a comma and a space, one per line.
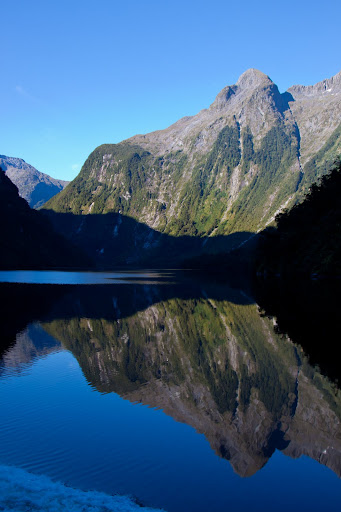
43, 69, 341, 265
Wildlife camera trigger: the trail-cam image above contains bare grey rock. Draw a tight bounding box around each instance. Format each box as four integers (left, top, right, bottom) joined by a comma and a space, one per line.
129, 68, 289, 155
287, 71, 341, 165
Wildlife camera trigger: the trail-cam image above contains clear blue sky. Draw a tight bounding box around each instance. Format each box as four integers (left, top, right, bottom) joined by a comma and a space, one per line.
1, 0, 340, 181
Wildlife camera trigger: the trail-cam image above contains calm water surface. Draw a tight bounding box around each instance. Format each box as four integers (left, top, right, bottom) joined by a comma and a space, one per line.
0, 271, 340, 511
0, 269, 174, 285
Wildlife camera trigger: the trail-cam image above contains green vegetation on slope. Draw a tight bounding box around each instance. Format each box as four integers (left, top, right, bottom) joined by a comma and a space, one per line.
217, 124, 301, 234
241, 126, 254, 174
44, 143, 156, 217
42, 112, 341, 268
44, 121, 301, 239
43, 297, 297, 418
165, 123, 242, 236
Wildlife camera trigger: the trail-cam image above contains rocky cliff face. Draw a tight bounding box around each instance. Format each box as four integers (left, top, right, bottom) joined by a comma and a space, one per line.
42, 295, 341, 478
287, 70, 341, 183
131, 69, 290, 155
43, 69, 341, 265
0, 155, 69, 209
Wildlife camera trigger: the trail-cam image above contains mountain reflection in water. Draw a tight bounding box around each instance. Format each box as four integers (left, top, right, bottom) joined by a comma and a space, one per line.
1, 274, 340, 482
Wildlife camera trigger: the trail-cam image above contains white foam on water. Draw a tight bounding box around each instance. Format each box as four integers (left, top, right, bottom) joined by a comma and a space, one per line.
0, 464, 164, 512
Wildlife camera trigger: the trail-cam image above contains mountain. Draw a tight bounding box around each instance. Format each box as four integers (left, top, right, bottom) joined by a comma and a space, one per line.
0, 170, 89, 269
0, 155, 69, 208
43, 69, 341, 266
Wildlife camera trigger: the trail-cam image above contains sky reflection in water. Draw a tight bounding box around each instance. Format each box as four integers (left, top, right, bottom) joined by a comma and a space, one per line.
0, 271, 340, 512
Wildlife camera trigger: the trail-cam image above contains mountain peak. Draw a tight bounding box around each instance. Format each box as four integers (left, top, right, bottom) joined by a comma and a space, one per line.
211, 69, 275, 111
236, 68, 273, 89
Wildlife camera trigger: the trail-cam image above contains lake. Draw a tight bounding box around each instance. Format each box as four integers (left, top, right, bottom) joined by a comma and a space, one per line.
0, 271, 340, 511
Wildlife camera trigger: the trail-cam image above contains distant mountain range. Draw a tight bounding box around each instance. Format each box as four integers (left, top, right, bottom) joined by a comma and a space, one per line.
0, 155, 68, 209
42, 68, 341, 266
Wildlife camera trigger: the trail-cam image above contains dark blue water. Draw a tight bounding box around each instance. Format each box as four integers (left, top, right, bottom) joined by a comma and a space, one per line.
0, 272, 340, 511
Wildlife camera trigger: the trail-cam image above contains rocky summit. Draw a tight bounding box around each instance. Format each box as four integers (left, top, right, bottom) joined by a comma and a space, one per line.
43, 69, 341, 267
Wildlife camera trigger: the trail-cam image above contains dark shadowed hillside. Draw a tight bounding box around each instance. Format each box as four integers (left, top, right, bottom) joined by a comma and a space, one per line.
0, 170, 89, 269
256, 160, 341, 277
